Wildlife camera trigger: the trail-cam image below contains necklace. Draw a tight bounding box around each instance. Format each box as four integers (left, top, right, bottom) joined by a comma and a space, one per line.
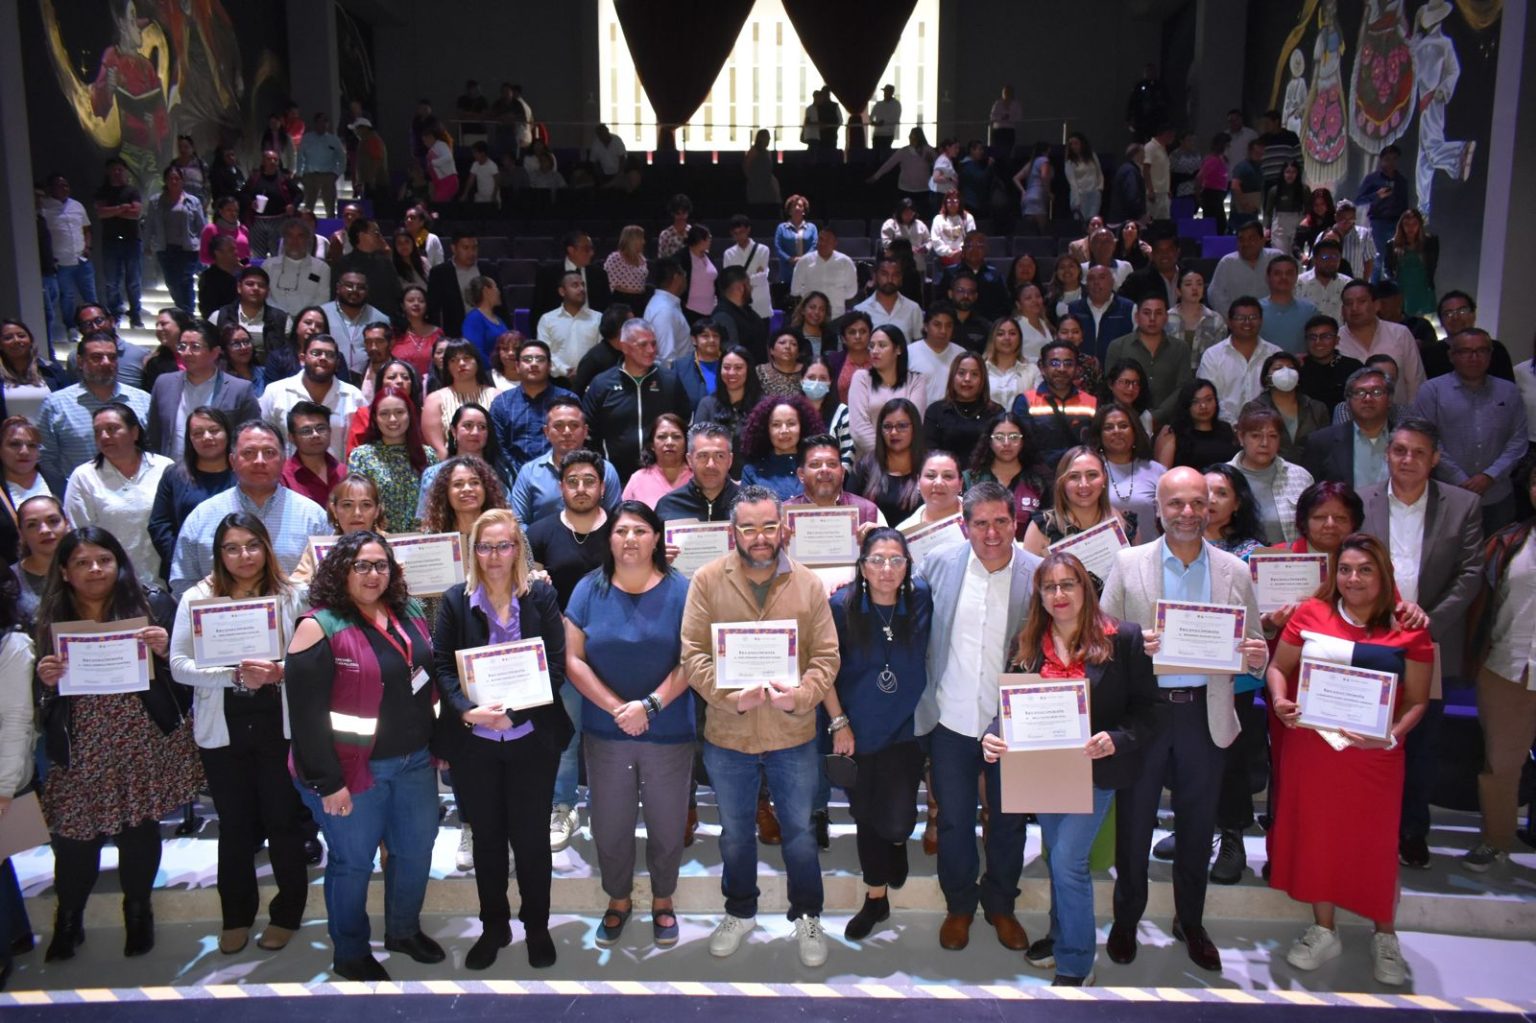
873, 601, 898, 693
1106, 457, 1136, 503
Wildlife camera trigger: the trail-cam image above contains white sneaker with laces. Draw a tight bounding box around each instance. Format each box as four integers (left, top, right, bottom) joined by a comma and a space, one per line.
550, 805, 578, 853
1285, 924, 1342, 970
1371, 932, 1407, 986
708, 915, 756, 957
795, 915, 828, 968
455, 824, 475, 871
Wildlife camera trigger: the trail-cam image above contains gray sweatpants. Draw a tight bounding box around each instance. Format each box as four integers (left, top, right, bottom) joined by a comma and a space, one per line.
584, 735, 696, 900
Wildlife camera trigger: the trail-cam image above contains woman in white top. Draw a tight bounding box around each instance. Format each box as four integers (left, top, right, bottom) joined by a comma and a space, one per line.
895, 450, 963, 531
879, 198, 930, 277
1, 417, 51, 510
1089, 401, 1166, 545
848, 326, 928, 459
982, 318, 1040, 412
1064, 132, 1104, 223
1011, 283, 1055, 363
63, 404, 173, 589
421, 340, 500, 459
1166, 267, 1229, 371
928, 191, 975, 272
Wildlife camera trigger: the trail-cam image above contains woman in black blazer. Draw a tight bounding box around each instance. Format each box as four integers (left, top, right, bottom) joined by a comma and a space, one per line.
432, 508, 572, 972
983, 551, 1158, 987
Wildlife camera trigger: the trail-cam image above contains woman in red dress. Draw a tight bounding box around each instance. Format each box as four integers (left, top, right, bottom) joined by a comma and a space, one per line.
1264, 533, 1431, 988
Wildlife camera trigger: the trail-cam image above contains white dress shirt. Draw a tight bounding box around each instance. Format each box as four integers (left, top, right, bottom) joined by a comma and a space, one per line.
1386, 482, 1427, 604
63, 453, 174, 587
1198, 337, 1284, 423
1082, 259, 1133, 289
854, 291, 925, 342
537, 304, 604, 379
260, 371, 366, 461
790, 250, 859, 315
935, 551, 1012, 738
643, 289, 692, 367
266, 254, 331, 314
721, 241, 773, 318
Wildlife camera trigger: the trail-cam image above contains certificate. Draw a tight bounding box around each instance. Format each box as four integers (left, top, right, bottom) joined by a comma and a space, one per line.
665, 520, 735, 578
390, 533, 465, 596
901, 512, 967, 563
1152, 600, 1247, 674
53, 617, 152, 695
786, 506, 860, 566
1249, 552, 1329, 612
1296, 658, 1398, 740
456, 638, 554, 711
712, 620, 799, 690
1048, 516, 1129, 580
308, 535, 340, 566
188, 596, 283, 667
1000, 678, 1092, 752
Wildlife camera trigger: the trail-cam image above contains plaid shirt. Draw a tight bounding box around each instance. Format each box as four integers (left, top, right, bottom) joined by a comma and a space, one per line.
169, 484, 328, 599
488, 384, 577, 479
37, 382, 152, 493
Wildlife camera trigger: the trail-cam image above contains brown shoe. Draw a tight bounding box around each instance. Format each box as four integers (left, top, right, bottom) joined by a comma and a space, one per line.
218, 927, 250, 954
922, 813, 939, 856
684, 805, 699, 848
939, 912, 973, 950
756, 798, 781, 845
257, 925, 297, 952
985, 911, 1029, 950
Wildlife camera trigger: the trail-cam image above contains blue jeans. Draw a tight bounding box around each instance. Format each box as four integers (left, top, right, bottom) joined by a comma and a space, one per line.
157, 248, 199, 315
1038, 787, 1115, 979
101, 237, 143, 321
703, 737, 823, 920
1369, 220, 1395, 281
552, 680, 584, 809
927, 724, 1030, 916
42, 274, 63, 345
296, 747, 438, 962
55, 262, 98, 331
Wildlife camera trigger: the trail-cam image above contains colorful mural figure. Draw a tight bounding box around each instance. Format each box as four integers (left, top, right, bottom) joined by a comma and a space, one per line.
1282, 48, 1309, 135
88, 3, 173, 190
1348, 0, 1416, 152
1410, 0, 1475, 221
1303, 0, 1349, 194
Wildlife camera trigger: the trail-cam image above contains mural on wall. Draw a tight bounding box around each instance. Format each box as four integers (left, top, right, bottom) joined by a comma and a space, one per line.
29, 0, 287, 195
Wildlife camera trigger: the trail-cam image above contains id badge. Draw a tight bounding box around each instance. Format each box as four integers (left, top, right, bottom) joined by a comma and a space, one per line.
411, 667, 431, 695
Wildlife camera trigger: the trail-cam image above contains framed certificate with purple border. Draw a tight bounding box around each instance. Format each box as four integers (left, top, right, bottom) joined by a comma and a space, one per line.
711, 620, 799, 690
1152, 600, 1247, 674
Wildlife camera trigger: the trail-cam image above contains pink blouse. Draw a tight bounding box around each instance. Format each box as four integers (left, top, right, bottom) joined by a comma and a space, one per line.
604, 250, 649, 294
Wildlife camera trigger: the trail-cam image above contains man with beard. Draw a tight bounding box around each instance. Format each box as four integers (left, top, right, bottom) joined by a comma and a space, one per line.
259, 333, 366, 461
37, 331, 151, 492
946, 272, 992, 353
854, 256, 924, 342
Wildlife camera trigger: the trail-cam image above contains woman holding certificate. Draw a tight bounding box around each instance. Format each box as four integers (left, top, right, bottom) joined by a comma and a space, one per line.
432, 509, 571, 971
170, 514, 310, 955
1264, 534, 1431, 986
1021, 447, 1137, 591
33, 528, 201, 961
286, 531, 441, 982
63, 404, 174, 590
564, 501, 694, 950
824, 528, 932, 941
981, 551, 1158, 986
963, 411, 1049, 541
347, 386, 437, 533
741, 395, 824, 501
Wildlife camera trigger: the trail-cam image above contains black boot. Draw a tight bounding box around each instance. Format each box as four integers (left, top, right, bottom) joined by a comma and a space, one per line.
44, 907, 84, 962
123, 899, 155, 957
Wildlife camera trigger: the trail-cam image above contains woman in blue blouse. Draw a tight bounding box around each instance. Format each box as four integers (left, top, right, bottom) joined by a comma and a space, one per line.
148, 406, 235, 584
773, 194, 818, 281
460, 277, 509, 365
823, 528, 932, 941
740, 394, 824, 502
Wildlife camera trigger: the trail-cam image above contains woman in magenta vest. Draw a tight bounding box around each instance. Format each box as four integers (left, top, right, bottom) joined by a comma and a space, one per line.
286, 530, 441, 982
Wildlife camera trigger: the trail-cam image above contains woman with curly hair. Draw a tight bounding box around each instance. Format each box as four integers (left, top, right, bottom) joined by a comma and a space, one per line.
740, 395, 824, 501
285, 530, 439, 981
421, 455, 509, 537
347, 386, 437, 532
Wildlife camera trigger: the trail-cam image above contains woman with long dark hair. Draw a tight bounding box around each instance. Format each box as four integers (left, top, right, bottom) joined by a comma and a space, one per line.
347, 386, 437, 532
924, 352, 1002, 462
1153, 379, 1240, 470
1088, 401, 1165, 545
964, 410, 1049, 541
895, 450, 964, 531
12, 496, 69, 624
0, 319, 72, 415
848, 398, 925, 525
148, 406, 235, 581
1021, 447, 1138, 590
826, 311, 874, 405
1264, 161, 1308, 256
63, 404, 174, 589
421, 339, 499, 459
693, 346, 763, 465
265, 305, 330, 383
34, 527, 200, 961
849, 326, 928, 459
413, 404, 506, 523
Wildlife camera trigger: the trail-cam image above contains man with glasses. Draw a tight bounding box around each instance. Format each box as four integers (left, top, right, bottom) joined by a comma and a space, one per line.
321, 270, 390, 377
679, 485, 840, 968
1302, 366, 1396, 490
37, 331, 152, 492
266, 218, 332, 316
1411, 328, 1527, 534
1198, 297, 1283, 423
1014, 340, 1098, 468
489, 338, 578, 479
509, 397, 621, 527
279, 400, 347, 505
66, 303, 149, 389
170, 421, 328, 598
1427, 291, 1515, 383
145, 320, 261, 457
1296, 314, 1363, 411
259, 333, 366, 462
1295, 235, 1350, 321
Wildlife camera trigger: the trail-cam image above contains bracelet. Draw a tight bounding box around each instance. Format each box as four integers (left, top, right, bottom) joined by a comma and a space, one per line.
1386, 732, 1399, 751
643, 695, 661, 718
828, 714, 849, 734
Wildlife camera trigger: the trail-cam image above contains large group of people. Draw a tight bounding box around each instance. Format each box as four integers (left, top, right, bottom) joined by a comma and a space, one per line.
1, 85, 1529, 995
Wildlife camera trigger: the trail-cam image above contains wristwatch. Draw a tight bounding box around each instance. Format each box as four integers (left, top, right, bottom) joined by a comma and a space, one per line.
828, 714, 850, 734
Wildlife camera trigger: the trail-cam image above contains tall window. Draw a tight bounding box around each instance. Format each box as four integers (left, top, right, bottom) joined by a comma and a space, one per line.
597, 0, 939, 152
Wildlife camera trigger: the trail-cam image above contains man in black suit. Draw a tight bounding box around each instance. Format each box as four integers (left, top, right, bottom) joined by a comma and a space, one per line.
1119, 231, 1181, 308
532, 231, 611, 324
427, 232, 482, 337
1300, 365, 1393, 490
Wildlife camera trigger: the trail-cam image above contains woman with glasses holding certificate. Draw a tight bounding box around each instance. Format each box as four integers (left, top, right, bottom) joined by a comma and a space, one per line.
1264, 533, 1431, 987
432, 509, 570, 971
169, 513, 310, 955
981, 552, 1157, 987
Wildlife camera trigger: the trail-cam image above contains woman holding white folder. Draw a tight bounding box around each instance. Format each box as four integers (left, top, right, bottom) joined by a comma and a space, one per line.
170, 513, 310, 955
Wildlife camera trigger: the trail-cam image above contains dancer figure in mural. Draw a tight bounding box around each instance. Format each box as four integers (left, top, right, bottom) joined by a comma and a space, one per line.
1409, 0, 1476, 222
88, 1, 173, 192
1303, 0, 1348, 195
1349, 0, 1416, 153
1282, 49, 1308, 136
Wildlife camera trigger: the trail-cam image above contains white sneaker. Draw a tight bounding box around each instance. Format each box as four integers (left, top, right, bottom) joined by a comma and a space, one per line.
1371, 932, 1408, 986
1285, 925, 1342, 970
708, 915, 756, 957
455, 824, 475, 872
550, 805, 578, 853
795, 915, 828, 968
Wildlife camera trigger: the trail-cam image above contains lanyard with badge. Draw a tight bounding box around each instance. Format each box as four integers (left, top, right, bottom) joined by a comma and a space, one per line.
367, 609, 430, 695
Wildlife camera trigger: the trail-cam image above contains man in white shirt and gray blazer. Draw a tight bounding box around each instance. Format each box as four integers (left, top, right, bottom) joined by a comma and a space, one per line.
915, 481, 1041, 954
1099, 466, 1268, 973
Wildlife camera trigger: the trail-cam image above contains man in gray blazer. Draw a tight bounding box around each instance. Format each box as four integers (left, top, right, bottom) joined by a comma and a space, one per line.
145, 320, 261, 458
915, 481, 1042, 953
1099, 466, 1268, 973
1359, 417, 1483, 869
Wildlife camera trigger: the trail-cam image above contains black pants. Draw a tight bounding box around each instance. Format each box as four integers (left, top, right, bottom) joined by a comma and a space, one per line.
452, 734, 560, 929
848, 740, 924, 887
1216, 689, 1269, 831
51, 819, 162, 913
1200, 188, 1227, 234
1401, 698, 1444, 840
199, 705, 309, 930
1114, 694, 1225, 929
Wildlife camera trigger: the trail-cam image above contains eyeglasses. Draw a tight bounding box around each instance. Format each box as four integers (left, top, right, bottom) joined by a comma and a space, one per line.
81, 314, 111, 327
219, 542, 265, 557
227, 338, 254, 349
563, 474, 602, 490
1304, 332, 1338, 343
473, 541, 518, 556
735, 523, 782, 540
306, 349, 339, 360
350, 559, 391, 575
991, 431, 1024, 443
1349, 387, 1389, 399
1450, 347, 1492, 358
1230, 314, 1262, 324
881, 421, 913, 433
1045, 358, 1076, 368
1040, 581, 1081, 596
519, 354, 550, 365
176, 342, 209, 353
293, 424, 331, 438
863, 555, 908, 569
1441, 305, 1474, 318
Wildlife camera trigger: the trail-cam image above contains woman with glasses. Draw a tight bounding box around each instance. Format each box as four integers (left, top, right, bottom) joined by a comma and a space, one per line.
218, 323, 266, 396
347, 386, 437, 533
64, 404, 174, 590
286, 530, 440, 982
170, 514, 310, 955
564, 501, 693, 950
434, 509, 571, 970
148, 407, 235, 583
849, 398, 925, 526
824, 529, 932, 941
964, 411, 1050, 541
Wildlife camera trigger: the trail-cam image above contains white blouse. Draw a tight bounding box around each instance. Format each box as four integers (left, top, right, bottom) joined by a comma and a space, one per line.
985, 359, 1041, 412
63, 452, 174, 587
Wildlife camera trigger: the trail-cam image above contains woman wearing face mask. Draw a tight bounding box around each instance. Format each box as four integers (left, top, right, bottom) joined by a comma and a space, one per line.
799, 360, 854, 468
1253, 352, 1329, 463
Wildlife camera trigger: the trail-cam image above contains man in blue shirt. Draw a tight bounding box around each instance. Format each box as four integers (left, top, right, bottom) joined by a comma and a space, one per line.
488, 338, 576, 479
508, 397, 621, 526
1355, 146, 1410, 282
1259, 255, 1318, 355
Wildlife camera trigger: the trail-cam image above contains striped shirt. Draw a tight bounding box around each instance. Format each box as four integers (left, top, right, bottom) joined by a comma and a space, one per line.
169, 484, 328, 599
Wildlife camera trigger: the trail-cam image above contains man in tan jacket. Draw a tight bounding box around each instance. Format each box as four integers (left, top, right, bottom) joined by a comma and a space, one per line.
681, 484, 841, 969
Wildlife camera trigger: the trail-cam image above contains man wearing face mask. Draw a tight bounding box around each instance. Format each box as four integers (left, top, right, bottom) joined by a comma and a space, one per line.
1199, 297, 1283, 424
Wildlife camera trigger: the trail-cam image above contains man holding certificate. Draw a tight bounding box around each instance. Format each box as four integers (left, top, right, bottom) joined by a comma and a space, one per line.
679, 485, 841, 969
1099, 466, 1268, 973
